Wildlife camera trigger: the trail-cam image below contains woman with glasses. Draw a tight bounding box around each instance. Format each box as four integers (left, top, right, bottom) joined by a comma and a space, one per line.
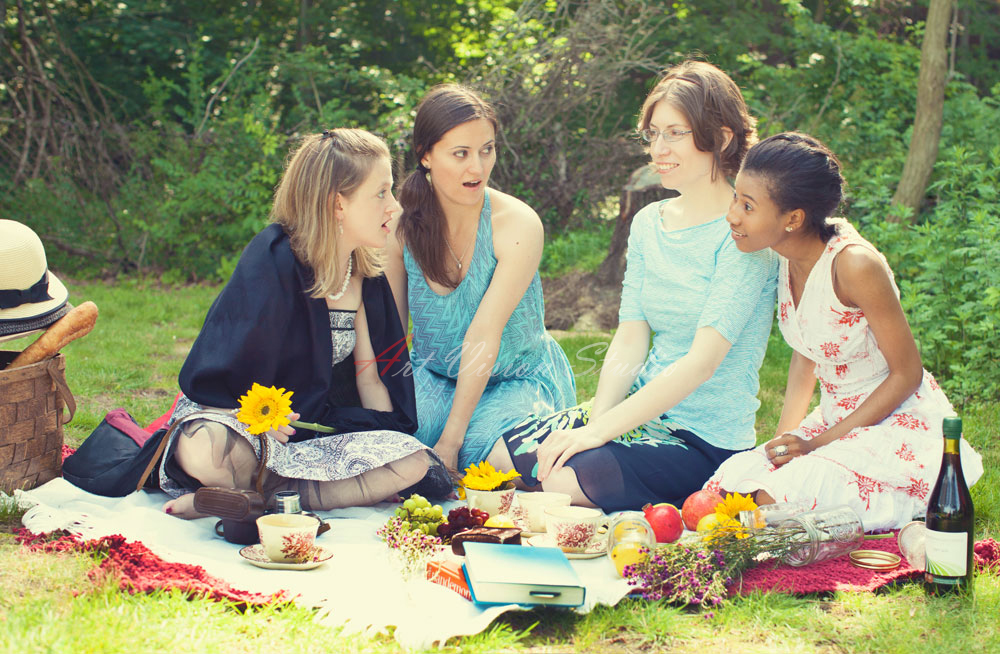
487, 61, 778, 512
384, 85, 576, 476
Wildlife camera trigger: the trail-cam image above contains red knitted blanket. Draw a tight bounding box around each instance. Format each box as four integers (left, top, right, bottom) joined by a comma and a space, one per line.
15, 528, 288, 608
739, 535, 999, 595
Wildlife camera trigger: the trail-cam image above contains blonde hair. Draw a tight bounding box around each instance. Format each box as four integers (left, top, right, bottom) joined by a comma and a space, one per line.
271, 128, 390, 298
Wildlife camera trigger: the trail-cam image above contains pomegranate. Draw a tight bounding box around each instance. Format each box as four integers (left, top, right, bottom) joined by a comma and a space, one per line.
641, 503, 684, 543
681, 489, 724, 532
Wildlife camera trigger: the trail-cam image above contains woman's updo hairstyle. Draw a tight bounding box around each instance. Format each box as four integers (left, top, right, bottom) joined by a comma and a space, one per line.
398, 84, 498, 289
741, 132, 844, 242
638, 60, 757, 180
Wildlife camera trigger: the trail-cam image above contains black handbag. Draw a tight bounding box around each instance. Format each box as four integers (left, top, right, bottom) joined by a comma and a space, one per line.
62, 409, 173, 497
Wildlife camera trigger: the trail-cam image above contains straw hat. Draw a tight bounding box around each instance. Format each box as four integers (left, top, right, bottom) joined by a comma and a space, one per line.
0, 220, 70, 344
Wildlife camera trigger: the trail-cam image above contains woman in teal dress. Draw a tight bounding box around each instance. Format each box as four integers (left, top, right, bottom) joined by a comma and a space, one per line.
385, 84, 576, 474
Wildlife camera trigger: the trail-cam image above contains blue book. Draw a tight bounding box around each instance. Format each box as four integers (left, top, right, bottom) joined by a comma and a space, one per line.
461, 542, 586, 607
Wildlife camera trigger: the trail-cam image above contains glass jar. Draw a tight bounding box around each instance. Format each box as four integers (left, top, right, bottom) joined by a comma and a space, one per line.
897, 520, 927, 569
607, 511, 655, 577
739, 500, 812, 529
777, 505, 864, 567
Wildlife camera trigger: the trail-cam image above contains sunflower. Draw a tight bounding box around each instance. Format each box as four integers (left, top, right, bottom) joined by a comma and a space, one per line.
461, 461, 520, 492
702, 514, 750, 542
714, 492, 758, 521
236, 383, 294, 435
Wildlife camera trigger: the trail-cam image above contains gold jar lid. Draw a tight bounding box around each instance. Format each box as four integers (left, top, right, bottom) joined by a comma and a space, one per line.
848, 549, 902, 571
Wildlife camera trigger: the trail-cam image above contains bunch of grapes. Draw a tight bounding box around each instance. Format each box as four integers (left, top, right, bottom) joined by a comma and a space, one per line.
392, 494, 445, 536
436, 506, 489, 541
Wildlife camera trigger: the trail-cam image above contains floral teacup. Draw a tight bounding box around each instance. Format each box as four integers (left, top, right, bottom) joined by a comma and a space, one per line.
516, 491, 572, 533
256, 513, 320, 563
545, 505, 604, 553
465, 486, 516, 518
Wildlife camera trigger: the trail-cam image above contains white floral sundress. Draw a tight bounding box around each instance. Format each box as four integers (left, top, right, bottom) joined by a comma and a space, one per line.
707, 220, 984, 531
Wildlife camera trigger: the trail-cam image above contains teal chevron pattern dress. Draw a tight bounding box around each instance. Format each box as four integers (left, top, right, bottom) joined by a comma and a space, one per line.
403, 192, 576, 471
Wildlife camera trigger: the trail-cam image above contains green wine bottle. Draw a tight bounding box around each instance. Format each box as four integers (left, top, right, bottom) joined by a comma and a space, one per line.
924, 416, 974, 595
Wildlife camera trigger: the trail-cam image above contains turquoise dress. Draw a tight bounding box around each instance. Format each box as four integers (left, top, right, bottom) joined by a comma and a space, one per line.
403, 192, 576, 470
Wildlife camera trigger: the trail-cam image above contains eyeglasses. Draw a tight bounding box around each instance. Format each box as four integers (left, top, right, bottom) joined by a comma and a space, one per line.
638, 128, 692, 144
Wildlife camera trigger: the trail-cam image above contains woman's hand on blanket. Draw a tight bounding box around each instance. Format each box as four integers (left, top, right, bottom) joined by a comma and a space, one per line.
265, 412, 300, 444
536, 424, 606, 481
764, 433, 812, 468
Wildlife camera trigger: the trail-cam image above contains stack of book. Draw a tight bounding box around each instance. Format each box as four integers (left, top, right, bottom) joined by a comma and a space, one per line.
461, 542, 586, 607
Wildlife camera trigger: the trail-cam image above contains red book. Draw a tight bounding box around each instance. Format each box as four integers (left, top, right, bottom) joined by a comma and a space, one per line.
426, 558, 472, 601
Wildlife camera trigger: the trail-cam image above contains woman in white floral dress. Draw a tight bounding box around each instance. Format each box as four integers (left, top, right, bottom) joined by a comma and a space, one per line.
711, 132, 983, 531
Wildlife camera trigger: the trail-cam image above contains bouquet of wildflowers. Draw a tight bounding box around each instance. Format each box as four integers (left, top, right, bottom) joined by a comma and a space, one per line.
377, 517, 442, 580
623, 493, 795, 609
623, 528, 796, 609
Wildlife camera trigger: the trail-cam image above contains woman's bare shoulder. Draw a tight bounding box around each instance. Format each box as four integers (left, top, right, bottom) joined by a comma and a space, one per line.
489, 188, 541, 230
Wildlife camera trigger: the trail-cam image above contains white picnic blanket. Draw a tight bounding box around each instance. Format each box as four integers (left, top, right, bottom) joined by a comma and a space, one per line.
14, 479, 633, 649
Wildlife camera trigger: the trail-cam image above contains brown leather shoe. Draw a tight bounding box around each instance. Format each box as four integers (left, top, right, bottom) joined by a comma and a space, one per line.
193, 487, 266, 521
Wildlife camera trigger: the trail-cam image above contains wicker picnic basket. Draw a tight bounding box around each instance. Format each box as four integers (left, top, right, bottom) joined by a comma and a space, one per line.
0, 351, 75, 493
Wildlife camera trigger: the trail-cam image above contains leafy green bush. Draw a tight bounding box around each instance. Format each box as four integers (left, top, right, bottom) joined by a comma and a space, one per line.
1, 34, 428, 280
862, 145, 1000, 405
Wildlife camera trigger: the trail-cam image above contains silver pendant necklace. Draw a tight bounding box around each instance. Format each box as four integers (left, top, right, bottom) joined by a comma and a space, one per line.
445, 233, 473, 271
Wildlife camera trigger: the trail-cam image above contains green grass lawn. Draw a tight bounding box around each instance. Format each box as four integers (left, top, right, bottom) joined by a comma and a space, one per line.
2, 280, 998, 653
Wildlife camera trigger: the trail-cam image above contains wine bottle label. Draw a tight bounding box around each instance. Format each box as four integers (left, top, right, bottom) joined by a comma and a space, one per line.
925, 529, 969, 577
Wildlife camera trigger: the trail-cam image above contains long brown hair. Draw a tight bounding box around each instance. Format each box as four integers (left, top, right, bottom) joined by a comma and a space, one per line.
638, 60, 757, 180
397, 84, 498, 289
271, 129, 388, 298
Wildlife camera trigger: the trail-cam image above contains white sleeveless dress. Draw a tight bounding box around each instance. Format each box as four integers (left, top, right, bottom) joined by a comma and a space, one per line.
707, 220, 983, 531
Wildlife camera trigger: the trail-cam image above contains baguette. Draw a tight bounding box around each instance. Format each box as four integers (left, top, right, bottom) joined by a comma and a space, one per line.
8, 301, 99, 370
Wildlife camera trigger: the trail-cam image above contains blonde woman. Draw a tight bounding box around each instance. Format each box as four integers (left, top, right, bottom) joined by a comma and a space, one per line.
160, 129, 450, 518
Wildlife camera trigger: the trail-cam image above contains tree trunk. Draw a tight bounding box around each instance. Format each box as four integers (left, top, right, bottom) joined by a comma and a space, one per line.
298, 0, 311, 50
891, 0, 954, 218
595, 165, 677, 286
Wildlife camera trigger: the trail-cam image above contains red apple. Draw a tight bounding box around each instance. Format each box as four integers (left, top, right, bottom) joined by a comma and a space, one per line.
681, 489, 724, 532
642, 503, 683, 543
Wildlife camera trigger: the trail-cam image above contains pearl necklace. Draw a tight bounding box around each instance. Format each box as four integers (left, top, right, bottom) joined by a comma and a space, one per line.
327, 256, 353, 301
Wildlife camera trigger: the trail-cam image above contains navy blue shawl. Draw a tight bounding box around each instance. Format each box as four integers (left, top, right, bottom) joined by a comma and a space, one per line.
179, 224, 416, 439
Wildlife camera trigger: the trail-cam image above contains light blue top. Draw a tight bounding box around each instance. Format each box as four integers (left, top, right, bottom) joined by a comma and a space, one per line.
619, 200, 779, 450
403, 192, 576, 469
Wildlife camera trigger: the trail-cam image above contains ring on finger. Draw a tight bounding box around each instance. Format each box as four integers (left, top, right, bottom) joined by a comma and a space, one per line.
772, 444, 789, 457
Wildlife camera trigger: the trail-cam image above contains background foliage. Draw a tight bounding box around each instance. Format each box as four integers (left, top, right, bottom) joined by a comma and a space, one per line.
2, 0, 999, 401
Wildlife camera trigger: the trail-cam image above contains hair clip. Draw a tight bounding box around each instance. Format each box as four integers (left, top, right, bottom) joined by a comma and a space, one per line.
321, 129, 335, 140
